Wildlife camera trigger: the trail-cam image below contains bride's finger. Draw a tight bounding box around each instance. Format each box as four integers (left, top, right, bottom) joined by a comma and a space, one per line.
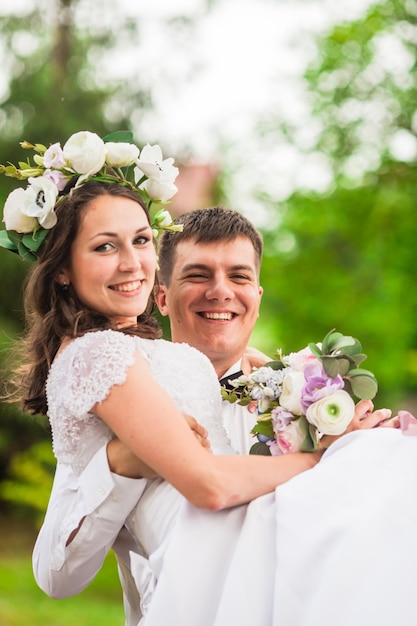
354, 399, 374, 421
352, 407, 392, 430
377, 415, 400, 429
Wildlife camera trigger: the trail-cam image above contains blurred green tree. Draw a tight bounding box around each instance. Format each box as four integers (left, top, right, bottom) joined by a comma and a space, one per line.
256, 0, 417, 410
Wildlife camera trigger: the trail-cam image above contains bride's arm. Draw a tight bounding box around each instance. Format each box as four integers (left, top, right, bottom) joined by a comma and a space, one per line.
94, 353, 321, 511
107, 413, 211, 478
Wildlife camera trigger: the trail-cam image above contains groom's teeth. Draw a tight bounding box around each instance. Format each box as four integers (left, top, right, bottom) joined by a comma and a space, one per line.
203, 312, 232, 320
112, 281, 140, 292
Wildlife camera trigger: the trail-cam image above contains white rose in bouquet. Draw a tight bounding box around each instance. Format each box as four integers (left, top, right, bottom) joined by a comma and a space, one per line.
279, 371, 305, 416
306, 389, 355, 435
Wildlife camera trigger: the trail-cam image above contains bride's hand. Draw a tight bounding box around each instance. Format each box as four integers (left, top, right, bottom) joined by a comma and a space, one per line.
348, 399, 399, 430
183, 413, 211, 452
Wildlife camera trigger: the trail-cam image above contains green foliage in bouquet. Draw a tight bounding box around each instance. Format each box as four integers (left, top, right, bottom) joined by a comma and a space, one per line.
308, 329, 378, 400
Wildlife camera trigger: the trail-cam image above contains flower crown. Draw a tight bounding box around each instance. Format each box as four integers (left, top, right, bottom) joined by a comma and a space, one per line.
0, 130, 183, 261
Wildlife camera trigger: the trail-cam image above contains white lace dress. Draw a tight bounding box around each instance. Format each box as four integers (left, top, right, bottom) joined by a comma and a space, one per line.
46, 329, 234, 615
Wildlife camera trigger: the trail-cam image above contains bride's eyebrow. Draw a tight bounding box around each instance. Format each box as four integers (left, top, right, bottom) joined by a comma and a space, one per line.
88, 226, 150, 241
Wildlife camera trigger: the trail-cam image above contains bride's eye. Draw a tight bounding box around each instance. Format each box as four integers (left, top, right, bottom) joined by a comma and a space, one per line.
134, 235, 150, 245
94, 242, 114, 252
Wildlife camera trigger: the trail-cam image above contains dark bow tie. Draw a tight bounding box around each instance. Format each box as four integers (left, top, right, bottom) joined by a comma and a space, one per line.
219, 370, 244, 391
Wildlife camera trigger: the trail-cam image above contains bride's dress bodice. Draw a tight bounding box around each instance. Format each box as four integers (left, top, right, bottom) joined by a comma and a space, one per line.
47, 329, 232, 469
46, 329, 234, 556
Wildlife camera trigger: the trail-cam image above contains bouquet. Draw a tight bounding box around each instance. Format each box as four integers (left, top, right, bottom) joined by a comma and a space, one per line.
221, 330, 378, 455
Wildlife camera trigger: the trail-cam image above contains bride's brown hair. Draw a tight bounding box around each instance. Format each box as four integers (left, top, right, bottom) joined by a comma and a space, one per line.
9, 180, 161, 416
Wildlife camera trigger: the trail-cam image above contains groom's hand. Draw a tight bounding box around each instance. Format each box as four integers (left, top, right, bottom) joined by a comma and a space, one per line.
242, 346, 271, 373
182, 413, 211, 452
107, 438, 158, 479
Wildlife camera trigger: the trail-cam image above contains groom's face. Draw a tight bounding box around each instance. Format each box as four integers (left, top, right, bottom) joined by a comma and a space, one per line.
155, 236, 263, 377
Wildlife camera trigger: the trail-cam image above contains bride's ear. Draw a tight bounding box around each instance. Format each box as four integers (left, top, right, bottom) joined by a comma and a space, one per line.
154, 285, 169, 317
56, 269, 70, 287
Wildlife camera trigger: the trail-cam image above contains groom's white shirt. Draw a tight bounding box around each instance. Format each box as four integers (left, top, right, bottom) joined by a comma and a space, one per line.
32, 361, 256, 626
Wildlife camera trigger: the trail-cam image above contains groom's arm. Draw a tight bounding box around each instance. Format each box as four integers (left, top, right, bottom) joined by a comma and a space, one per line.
33, 414, 210, 598
33, 444, 147, 598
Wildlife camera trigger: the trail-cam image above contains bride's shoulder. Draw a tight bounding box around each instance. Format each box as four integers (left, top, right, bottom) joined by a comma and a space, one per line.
55, 329, 136, 362
153, 338, 214, 368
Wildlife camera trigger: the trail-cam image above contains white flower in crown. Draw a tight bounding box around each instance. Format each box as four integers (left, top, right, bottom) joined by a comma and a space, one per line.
140, 178, 178, 202
105, 142, 140, 167
23, 177, 58, 228
3, 188, 37, 233
135, 144, 179, 184
4, 176, 58, 232
63, 131, 106, 177
0, 130, 182, 260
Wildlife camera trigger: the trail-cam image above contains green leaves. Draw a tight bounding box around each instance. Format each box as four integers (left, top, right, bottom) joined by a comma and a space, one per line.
309, 329, 378, 400
251, 420, 275, 440
344, 368, 378, 400
102, 130, 134, 144
0, 228, 49, 262
249, 441, 272, 456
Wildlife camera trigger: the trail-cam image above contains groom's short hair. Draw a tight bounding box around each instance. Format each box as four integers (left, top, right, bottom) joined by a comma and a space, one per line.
157, 206, 263, 287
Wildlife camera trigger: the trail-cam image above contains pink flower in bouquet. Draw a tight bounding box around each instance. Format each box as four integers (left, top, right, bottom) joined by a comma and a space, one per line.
285, 346, 318, 372
269, 420, 305, 455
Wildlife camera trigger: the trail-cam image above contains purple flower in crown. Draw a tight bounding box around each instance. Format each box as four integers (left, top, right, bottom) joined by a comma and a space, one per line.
301, 362, 344, 413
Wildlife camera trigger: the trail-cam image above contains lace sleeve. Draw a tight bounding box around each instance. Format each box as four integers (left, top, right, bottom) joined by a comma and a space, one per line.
47, 330, 143, 470
49, 330, 138, 419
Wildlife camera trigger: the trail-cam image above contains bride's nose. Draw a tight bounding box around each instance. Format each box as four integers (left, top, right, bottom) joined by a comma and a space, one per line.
119, 245, 141, 272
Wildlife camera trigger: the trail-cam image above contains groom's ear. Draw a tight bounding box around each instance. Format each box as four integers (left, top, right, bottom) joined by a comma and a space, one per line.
154, 285, 169, 317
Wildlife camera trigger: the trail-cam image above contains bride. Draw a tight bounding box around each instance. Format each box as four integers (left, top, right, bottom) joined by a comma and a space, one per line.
5, 171, 320, 610
4, 131, 417, 625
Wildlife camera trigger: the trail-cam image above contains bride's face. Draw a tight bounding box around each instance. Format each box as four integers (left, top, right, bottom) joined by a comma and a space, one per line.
58, 194, 157, 327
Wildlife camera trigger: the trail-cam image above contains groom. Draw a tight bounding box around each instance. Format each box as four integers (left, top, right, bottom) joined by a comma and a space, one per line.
33, 206, 269, 624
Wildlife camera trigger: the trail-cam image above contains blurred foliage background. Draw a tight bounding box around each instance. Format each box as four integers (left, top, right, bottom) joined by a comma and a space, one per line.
0, 0, 416, 557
